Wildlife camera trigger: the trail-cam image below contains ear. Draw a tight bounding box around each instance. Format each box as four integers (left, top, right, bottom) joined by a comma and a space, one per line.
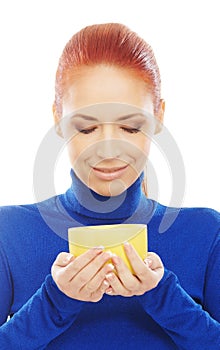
154, 99, 165, 134
52, 102, 64, 138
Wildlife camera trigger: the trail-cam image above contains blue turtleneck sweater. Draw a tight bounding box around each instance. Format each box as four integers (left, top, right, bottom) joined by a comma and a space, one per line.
0, 170, 219, 349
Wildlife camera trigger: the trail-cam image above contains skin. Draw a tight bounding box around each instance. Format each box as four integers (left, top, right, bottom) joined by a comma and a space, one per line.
52, 64, 165, 300
54, 65, 165, 196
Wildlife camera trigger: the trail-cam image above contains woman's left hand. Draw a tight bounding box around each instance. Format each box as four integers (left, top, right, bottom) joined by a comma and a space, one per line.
105, 243, 164, 296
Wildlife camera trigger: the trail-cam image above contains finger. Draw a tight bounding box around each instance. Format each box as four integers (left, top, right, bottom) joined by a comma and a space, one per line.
111, 255, 140, 291
105, 271, 132, 296
89, 280, 110, 302
82, 263, 114, 294
63, 247, 104, 281
54, 252, 75, 267
123, 243, 150, 281
100, 280, 111, 293
144, 252, 163, 271
105, 286, 114, 295
51, 252, 75, 278
94, 277, 112, 296
73, 251, 113, 288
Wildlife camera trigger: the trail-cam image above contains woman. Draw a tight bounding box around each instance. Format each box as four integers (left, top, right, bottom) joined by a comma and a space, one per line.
0, 23, 219, 349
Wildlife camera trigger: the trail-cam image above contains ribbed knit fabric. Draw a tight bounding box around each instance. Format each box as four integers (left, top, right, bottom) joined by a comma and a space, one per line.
0, 170, 219, 349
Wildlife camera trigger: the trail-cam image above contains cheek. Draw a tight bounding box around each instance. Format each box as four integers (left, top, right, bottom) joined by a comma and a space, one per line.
143, 138, 152, 155
66, 137, 94, 167
128, 136, 151, 157
66, 140, 80, 161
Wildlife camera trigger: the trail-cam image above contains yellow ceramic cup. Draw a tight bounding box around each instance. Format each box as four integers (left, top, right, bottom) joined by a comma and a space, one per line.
68, 224, 147, 273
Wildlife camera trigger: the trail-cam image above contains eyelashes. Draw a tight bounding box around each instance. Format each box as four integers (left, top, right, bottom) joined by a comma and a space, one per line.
77, 126, 141, 135
78, 127, 96, 134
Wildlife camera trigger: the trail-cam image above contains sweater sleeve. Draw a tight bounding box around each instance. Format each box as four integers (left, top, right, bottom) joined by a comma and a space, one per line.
203, 230, 220, 321
0, 244, 13, 325
138, 248, 220, 350
0, 273, 84, 349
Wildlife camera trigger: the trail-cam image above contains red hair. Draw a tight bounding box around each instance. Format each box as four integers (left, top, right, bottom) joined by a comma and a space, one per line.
54, 23, 161, 119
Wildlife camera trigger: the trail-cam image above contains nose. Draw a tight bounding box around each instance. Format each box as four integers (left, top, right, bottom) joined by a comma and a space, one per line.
96, 139, 122, 158
96, 124, 122, 159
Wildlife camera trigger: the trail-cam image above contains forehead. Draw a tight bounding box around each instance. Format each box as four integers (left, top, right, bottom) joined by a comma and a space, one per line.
63, 102, 154, 123
62, 65, 154, 115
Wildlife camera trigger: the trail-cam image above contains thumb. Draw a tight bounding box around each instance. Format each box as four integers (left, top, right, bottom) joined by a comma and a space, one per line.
54, 252, 74, 267
144, 252, 163, 271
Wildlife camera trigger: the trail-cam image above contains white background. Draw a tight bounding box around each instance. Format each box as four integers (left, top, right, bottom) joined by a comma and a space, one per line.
0, 0, 219, 210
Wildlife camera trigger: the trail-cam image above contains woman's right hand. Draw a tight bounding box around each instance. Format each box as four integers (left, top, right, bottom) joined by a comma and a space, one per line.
51, 248, 114, 302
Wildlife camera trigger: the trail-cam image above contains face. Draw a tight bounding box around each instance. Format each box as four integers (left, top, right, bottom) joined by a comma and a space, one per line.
55, 65, 164, 196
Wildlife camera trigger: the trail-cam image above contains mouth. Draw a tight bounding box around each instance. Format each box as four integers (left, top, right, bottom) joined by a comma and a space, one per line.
92, 164, 128, 180
93, 165, 128, 173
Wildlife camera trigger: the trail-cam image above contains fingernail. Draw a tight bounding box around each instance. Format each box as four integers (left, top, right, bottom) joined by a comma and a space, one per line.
106, 250, 113, 256
93, 245, 104, 250
103, 280, 109, 287
124, 242, 131, 251
107, 263, 114, 270
144, 258, 152, 266
106, 289, 113, 294
64, 253, 73, 263
106, 273, 113, 279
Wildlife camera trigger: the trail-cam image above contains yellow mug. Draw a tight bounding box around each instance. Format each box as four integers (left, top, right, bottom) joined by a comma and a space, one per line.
68, 224, 147, 273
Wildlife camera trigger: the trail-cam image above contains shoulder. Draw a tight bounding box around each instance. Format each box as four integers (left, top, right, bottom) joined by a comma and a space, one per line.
149, 200, 219, 238
0, 196, 60, 239
0, 203, 38, 232
0, 194, 61, 219
147, 202, 220, 274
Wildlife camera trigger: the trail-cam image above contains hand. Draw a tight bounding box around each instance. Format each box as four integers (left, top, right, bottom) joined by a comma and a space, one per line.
51, 248, 114, 302
105, 243, 164, 297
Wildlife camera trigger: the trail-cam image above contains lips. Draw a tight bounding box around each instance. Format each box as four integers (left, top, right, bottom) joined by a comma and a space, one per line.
92, 164, 128, 180
93, 165, 127, 173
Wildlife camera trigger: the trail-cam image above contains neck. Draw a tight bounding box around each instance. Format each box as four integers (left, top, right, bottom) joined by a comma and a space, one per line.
61, 169, 145, 221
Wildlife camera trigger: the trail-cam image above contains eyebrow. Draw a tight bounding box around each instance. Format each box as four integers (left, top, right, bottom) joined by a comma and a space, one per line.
71, 113, 147, 121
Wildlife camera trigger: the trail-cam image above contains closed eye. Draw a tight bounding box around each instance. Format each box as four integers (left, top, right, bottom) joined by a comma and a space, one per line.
78, 127, 97, 134
120, 127, 140, 134
77, 126, 141, 134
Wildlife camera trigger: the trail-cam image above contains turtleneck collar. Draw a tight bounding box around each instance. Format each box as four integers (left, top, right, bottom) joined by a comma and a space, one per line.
60, 169, 145, 221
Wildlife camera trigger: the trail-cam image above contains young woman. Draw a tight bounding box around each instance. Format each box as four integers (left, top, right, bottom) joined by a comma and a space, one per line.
0, 23, 219, 350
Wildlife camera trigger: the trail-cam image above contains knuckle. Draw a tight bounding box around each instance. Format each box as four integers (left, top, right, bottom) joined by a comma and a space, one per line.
128, 281, 140, 291
82, 288, 90, 299
137, 269, 147, 279
86, 282, 96, 292
147, 252, 157, 259
124, 280, 134, 290
78, 275, 88, 285
148, 252, 161, 264
56, 252, 67, 262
